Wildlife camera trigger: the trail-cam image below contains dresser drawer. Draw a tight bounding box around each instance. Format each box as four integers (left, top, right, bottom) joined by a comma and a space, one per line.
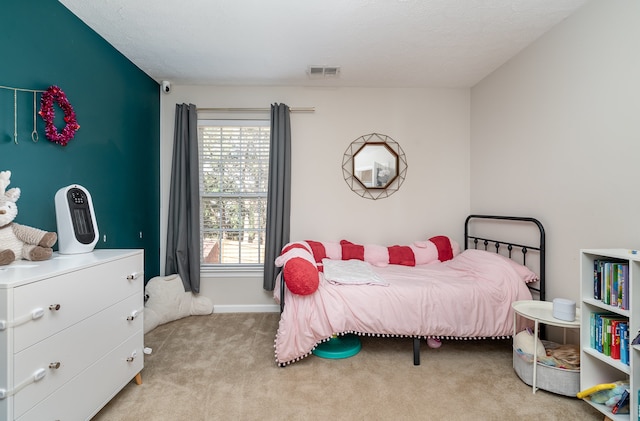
12, 253, 143, 352
13, 293, 143, 418
16, 332, 143, 421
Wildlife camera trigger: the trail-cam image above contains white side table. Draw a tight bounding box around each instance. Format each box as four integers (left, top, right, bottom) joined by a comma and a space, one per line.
512, 300, 581, 393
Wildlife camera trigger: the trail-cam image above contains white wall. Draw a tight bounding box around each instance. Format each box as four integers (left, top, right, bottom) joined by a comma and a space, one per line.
471, 1, 640, 310
160, 86, 470, 310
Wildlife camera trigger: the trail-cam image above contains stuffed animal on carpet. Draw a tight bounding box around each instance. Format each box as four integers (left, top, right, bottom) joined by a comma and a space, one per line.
0, 170, 57, 266
143, 274, 214, 333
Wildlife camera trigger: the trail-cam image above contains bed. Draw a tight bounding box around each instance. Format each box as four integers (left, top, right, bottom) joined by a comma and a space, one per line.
273, 215, 545, 366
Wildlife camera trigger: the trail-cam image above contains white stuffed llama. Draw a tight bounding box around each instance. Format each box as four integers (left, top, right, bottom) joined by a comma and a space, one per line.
0, 170, 57, 266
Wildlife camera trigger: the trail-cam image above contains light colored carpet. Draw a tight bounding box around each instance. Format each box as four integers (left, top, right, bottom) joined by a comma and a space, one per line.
93, 313, 602, 421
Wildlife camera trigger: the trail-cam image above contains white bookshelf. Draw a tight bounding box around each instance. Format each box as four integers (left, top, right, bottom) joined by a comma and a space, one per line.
580, 249, 640, 420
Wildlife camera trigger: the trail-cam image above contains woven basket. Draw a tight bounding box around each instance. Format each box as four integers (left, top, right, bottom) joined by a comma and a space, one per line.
512, 347, 580, 397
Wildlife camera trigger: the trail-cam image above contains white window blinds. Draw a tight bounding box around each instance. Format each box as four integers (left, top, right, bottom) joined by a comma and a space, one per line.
198, 119, 270, 266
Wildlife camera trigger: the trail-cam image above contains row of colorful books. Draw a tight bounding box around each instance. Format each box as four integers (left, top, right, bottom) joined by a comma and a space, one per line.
589, 312, 630, 365
593, 259, 629, 309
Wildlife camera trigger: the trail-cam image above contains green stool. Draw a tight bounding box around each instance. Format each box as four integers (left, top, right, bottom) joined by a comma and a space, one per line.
313, 334, 362, 359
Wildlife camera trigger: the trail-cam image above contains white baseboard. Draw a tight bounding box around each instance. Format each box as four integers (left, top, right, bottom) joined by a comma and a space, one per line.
213, 304, 280, 313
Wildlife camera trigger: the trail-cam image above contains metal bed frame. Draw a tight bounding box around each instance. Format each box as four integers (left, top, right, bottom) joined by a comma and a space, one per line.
412, 214, 546, 364
278, 214, 546, 366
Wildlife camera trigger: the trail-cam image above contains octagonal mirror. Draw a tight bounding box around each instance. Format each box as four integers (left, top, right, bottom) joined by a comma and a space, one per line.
353, 143, 398, 189
342, 133, 408, 200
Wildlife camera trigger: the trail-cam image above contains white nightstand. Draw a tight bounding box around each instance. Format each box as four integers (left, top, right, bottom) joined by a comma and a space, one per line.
512, 300, 581, 393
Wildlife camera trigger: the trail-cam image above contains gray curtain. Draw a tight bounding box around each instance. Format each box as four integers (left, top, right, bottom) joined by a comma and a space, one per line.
166, 103, 201, 293
263, 103, 291, 290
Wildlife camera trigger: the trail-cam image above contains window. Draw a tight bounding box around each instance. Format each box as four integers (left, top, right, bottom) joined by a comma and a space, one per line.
198, 119, 270, 267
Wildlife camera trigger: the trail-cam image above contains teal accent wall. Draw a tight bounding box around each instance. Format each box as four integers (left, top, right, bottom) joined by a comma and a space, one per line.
0, 0, 160, 279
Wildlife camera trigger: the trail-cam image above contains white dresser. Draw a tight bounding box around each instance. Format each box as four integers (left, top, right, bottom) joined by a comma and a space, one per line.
0, 249, 144, 421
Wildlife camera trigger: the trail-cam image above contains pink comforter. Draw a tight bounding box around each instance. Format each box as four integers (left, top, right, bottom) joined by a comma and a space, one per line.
273, 249, 535, 365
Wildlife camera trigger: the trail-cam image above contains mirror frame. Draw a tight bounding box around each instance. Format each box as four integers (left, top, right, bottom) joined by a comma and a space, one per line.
342, 133, 408, 200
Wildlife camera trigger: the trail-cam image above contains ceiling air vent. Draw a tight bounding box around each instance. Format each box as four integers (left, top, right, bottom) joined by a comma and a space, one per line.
307, 66, 341, 79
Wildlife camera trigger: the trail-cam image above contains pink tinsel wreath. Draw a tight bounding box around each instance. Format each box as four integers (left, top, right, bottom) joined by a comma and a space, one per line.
39, 85, 80, 146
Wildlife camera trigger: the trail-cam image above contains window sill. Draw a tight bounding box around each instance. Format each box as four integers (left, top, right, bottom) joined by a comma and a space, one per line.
200, 265, 264, 278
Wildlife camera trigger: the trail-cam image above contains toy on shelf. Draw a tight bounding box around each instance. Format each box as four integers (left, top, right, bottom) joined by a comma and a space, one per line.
577, 381, 630, 414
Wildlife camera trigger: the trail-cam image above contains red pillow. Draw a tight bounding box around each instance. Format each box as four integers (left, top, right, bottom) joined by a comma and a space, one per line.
283, 257, 319, 295
388, 245, 415, 266
340, 240, 365, 260
429, 235, 454, 262
305, 240, 328, 263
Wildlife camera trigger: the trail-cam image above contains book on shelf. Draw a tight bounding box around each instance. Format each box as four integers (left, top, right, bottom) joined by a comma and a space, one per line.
620, 322, 629, 365
621, 263, 629, 309
593, 259, 629, 309
601, 315, 627, 359
610, 320, 619, 359
604, 261, 611, 305
610, 319, 625, 360
595, 313, 606, 352
588, 313, 628, 359
592, 312, 608, 352
591, 313, 609, 352
611, 389, 629, 414
594, 259, 602, 300
609, 261, 619, 305
590, 312, 599, 349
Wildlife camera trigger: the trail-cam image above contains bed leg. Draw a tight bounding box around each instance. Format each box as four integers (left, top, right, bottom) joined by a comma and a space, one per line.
413, 338, 421, 365
280, 272, 285, 313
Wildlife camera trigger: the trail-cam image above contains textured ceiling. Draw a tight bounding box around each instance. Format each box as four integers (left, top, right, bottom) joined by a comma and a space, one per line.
58, 0, 589, 88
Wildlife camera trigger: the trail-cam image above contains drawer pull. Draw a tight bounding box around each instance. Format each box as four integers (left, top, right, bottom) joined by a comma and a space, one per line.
49, 362, 61, 369
49, 304, 61, 311
126, 271, 143, 280
126, 350, 138, 362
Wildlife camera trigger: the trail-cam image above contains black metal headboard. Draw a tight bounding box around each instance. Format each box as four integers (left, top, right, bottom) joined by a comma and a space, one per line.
464, 215, 545, 302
